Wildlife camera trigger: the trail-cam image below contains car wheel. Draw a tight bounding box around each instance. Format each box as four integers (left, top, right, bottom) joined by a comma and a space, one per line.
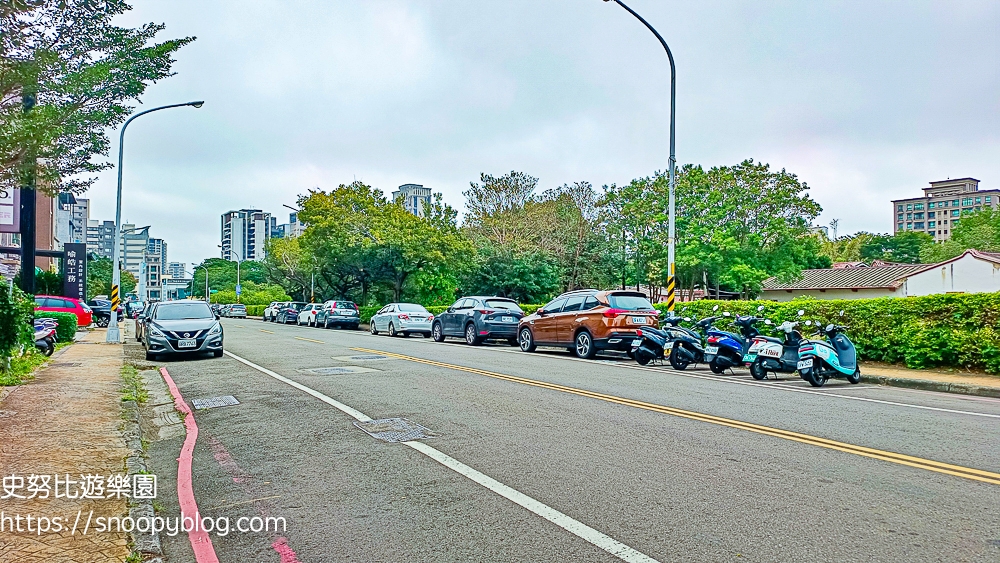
750, 359, 767, 380
388, 323, 398, 337
431, 322, 445, 342
464, 324, 481, 346
574, 331, 596, 359
518, 327, 536, 352
847, 366, 861, 384
323, 317, 329, 329
370, 321, 379, 335
213, 350, 223, 358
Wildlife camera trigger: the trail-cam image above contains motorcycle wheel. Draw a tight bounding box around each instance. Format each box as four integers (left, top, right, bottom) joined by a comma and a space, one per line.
635, 349, 652, 366
709, 360, 726, 374
749, 359, 767, 380
44, 341, 54, 356
847, 366, 861, 384
806, 368, 827, 387
668, 347, 690, 371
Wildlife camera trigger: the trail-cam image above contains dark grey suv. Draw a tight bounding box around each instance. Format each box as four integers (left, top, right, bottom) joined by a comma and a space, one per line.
431, 296, 523, 345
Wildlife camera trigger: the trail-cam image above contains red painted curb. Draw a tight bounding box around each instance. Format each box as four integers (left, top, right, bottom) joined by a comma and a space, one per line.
161, 367, 220, 563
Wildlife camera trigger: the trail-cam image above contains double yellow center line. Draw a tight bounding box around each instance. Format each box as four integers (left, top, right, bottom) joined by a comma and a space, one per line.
352, 347, 1000, 487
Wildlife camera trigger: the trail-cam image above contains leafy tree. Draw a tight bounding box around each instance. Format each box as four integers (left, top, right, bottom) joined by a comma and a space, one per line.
190, 258, 266, 299
462, 171, 538, 252
1, 0, 194, 194
818, 232, 876, 263
86, 256, 136, 299
921, 207, 1000, 263
459, 247, 560, 304
860, 232, 933, 264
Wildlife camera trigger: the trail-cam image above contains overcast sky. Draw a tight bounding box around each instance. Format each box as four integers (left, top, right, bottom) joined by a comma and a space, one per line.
84, 0, 1000, 268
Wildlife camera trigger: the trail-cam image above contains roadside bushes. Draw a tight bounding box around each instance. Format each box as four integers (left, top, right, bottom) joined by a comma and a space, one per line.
0, 284, 35, 372
244, 305, 265, 317
654, 292, 1000, 374
34, 312, 78, 342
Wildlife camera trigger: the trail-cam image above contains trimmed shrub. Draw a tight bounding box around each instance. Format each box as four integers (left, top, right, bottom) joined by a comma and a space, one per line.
1, 284, 35, 370
244, 305, 266, 317
34, 311, 79, 342
654, 292, 1000, 374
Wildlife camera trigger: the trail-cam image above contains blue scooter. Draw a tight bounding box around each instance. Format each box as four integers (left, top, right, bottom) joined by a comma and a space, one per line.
705, 306, 767, 374
796, 311, 861, 387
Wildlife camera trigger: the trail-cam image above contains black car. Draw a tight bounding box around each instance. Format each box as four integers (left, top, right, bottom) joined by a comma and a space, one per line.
431, 296, 523, 345
275, 302, 307, 324
315, 300, 360, 329
143, 301, 224, 361
87, 299, 123, 328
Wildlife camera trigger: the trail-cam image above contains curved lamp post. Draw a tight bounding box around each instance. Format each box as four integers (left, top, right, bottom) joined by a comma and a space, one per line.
603, 0, 677, 311
107, 101, 204, 343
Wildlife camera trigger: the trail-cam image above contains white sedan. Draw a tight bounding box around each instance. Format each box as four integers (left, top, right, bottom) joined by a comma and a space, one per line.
370, 303, 434, 337
297, 303, 323, 326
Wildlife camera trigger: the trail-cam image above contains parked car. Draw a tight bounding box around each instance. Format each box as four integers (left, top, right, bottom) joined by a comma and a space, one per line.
275, 302, 307, 324
517, 289, 659, 359
263, 301, 287, 322
297, 303, 324, 326
431, 296, 523, 345
136, 302, 156, 343
34, 295, 92, 327
225, 304, 247, 318
315, 300, 360, 330
87, 299, 124, 327
370, 303, 433, 337
143, 301, 224, 361
125, 300, 145, 319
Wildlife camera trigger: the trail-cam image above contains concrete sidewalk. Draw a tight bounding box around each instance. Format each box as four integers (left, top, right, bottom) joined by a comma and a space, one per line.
861, 363, 1000, 398
0, 330, 130, 563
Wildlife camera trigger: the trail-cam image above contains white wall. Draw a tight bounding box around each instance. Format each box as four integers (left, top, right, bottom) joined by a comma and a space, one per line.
903, 254, 1000, 296
761, 288, 900, 302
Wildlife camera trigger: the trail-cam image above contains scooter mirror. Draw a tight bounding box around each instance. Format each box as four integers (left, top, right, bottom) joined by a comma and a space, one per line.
712, 305, 719, 311
797, 309, 805, 316
839, 310, 845, 317
826, 323, 835, 332
723, 312, 731, 317
683, 317, 691, 322
757, 305, 765, 312
764, 319, 772, 325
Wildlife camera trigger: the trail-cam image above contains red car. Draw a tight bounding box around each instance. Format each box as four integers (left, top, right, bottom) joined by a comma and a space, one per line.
34, 295, 93, 327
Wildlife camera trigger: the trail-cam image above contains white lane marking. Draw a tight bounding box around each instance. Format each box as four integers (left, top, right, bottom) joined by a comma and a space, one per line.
223, 350, 660, 563
371, 339, 1000, 419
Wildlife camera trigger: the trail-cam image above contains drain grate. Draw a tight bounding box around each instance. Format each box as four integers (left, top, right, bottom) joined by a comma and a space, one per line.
353, 418, 435, 443
330, 354, 392, 362
191, 395, 240, 410
302, 366, 378, 375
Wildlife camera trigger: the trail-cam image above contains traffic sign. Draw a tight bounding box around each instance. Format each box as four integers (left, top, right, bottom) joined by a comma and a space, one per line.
235, 284, 242, 296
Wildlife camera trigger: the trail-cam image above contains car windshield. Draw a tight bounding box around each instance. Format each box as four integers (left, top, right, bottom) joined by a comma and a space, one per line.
607, 294, 655, 311
153, 302, 214, 320
335, 302, 357, 310
397, 303, 428, 313
231, 305, 246, 310
286, 302, 306, 310
485, 299, 522, 312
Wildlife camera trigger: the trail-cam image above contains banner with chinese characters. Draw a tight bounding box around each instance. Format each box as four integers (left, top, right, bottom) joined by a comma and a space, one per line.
0, 187, 18, 233
63, 243, 87, 300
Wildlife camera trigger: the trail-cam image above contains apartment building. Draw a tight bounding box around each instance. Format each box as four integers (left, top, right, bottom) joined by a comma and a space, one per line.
392, 184, 432, 217
221, 209, 271, 261
892, 178, 1000, 242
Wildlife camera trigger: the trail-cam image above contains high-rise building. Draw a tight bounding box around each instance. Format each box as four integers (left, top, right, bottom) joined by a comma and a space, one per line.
71, 198, 89, 243
221, 209, 271, 261
166, 261, 186, 279
392, 184, 432, 217
147, 238, 167, 270
120, 224, 149, 277
891, 178, 1000, 242
87, 219, 116, 259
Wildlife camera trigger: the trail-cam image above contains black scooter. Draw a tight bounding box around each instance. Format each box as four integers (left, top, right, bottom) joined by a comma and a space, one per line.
630, 308, 704, 367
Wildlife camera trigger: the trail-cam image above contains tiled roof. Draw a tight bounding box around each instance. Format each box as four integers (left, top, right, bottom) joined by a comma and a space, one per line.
762, 264, 928, 291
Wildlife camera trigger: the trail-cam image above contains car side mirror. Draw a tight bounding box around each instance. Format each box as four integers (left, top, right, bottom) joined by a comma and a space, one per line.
447, 307, 454, 313
215, 314, 220, 320
537, 308, 546, 316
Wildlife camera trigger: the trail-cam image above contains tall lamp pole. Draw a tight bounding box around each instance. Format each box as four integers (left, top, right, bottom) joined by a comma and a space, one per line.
195, 265, 209, 303
107, 101, 204, 343
603, 0, 677, 311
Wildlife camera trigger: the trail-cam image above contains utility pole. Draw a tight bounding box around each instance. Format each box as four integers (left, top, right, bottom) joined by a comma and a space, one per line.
829, 218, 840, 240
18, 83, 37, 294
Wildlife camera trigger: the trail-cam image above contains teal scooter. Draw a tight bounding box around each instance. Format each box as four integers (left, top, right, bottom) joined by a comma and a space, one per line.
795, 312, 861, 387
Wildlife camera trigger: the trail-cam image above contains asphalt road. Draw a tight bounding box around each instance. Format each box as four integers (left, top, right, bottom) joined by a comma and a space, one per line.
147, 318, 1000, 562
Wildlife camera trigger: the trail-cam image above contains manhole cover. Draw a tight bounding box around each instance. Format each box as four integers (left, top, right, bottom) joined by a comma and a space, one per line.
53, 362, 82, 367
353, 418, 435, 443
330, 354, 392, 362
191, 396, 240, 410
301, 366, 379, 375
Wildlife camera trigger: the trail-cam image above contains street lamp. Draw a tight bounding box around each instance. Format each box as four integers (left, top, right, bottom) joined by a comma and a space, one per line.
603, 0, 677, 311
107, 100, 204, 343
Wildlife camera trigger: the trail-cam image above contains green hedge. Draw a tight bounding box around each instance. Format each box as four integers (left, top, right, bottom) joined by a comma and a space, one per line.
654, 293, 1000, 374
245, 305, 266, 317
1, 285, 35, 370
34, 312, 79, 342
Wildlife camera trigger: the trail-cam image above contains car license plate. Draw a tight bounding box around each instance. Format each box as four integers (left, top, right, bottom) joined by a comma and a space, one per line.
631, 338, 643, 347
502, 316, 513, 323
705, 346, 719, 354
631, 316, 648, 324
797, 359, 813, 370
178, 338, 197, 349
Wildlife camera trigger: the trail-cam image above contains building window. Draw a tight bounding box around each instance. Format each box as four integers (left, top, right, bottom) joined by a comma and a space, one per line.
897, 223, 904, 231
952, 209, 960, 217
944, 230, 948, 234
928, 202, 935, 209
906, 222, 912, 229
906, 213, 912, 220
928, 211, 935, 218
906, 204, 912, 211
976, 197, 982, 204
928, 221, 935, 228
987, 196, 992, 203
897, 213, 904, 220
914, 203, 924, 210
962, 197, 973, 206
953, 199, 960, 206
913, 212, 924, 219
914, 222, 924, 229
897, 204, 903, 211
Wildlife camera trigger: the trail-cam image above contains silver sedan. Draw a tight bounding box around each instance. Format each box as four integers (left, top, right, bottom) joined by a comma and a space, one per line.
370, 303, 434, 337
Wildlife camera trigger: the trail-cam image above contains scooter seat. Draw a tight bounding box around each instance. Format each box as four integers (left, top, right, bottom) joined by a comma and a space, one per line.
756, 336, 782, 344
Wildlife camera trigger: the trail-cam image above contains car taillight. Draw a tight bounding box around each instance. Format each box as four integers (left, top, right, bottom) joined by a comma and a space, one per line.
707, 336, 719, 344
398, 314, 410, 320
427, 315, 434, 321
603, 308, 627, 318
478, 309, 495, 315
636, 329, 643, 337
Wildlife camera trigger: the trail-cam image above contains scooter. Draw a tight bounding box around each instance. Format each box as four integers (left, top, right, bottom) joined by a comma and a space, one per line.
744, 310, 806, 380
705, 305, 767, 374
667, 313, 720, 371
630, 324, 672, 366
33, 320, 56, 357
796, 312, 861, 387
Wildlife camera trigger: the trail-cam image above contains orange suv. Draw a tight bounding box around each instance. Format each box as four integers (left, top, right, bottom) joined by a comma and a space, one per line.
517, 290, 659, 359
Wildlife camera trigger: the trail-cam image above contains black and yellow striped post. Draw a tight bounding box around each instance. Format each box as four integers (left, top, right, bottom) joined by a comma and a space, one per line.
665, 263, 675, 312
110, 284, 120, 313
